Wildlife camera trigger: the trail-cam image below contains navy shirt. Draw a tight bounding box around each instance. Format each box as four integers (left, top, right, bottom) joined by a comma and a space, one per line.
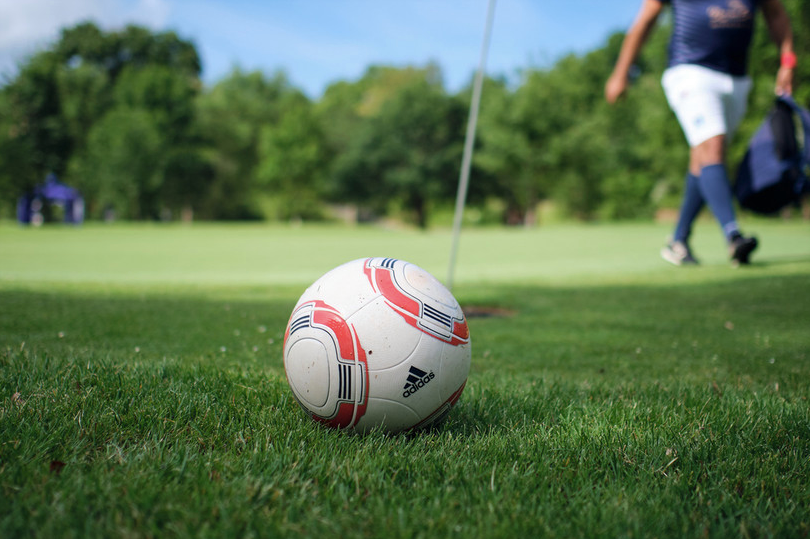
658, 0, 760, 76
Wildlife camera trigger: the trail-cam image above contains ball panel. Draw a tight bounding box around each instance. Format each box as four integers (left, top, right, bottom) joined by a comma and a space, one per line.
413, 380, 467, 430
295, 259, 379, 321
354, 398, 420, 434
347, 296, 421, 370
285, 338, 330, 408
436, 341, 472, 400
401, 262, 457, 309
283, 298, 370, 428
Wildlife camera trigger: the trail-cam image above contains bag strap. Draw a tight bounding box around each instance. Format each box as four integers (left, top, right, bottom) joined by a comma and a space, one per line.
777, 95, 810, 165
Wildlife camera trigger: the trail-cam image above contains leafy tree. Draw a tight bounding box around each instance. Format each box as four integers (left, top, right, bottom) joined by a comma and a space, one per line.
0, 88, 39, 211
512, 61, 588, 219
72, 108, 164, 219
55, 63, 110, 156
0, 21, 200, 219
334, 69, 465, 228
316, 79, 371, 197
2, 52, 70, 185
54, 23, 200, 83
317, 63, 449, 207
317, 80, 367, 160
474, 77, 538, 224
598, 26, 688, 219
161, 146, 216, 221
113, 64, 196, 144
194, 69, 296, 219
256, 92, 331, 220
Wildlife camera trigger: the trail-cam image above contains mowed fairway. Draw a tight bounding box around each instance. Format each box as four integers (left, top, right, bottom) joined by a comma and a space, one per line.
1, 220, 809, 538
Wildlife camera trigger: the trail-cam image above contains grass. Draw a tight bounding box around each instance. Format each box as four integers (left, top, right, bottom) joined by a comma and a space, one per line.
1, 219, 809, 538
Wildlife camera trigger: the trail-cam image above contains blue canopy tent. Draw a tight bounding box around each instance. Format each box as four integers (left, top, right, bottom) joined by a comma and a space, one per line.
17, 174, 84, 225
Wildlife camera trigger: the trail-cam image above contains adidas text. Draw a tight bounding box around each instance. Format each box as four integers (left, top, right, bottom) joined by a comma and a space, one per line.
402, 366, 435, 398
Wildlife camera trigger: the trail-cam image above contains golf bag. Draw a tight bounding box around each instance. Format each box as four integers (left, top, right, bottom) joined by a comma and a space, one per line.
735, 95, 810, 214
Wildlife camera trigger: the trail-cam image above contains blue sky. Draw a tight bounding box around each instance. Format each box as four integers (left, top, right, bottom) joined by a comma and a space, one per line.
0, 0, 644, 97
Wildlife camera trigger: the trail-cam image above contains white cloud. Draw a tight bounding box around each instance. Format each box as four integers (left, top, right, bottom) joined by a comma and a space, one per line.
0, 0, 170, 80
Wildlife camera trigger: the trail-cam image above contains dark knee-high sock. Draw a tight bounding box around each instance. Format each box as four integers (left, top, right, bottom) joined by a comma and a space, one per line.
673, 172, 704, 243
697, 164, 739, 241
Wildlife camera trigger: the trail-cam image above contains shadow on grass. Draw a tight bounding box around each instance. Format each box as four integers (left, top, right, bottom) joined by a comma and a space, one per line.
749, 253, 810, 267
0, 287, 297, 367
2, 270, 809, 442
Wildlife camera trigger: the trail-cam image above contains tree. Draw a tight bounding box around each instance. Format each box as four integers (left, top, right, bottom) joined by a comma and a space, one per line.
72, 108, 164, 219
114, 64, 196, 144
0, 87, 39, 210
0, 22, 201, 219
475, 77, 540, 224
2, 52, 71, 185
334, 69, 465, 228
194, 69, 296, 219
597, 27, 686, 220
256, 92, 331, 220
161, 146, 216, 221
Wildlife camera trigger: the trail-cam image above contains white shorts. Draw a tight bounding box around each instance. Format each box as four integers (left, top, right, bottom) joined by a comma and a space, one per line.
661, 64, 752, 147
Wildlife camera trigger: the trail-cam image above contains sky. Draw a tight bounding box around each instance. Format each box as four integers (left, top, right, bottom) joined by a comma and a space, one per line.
0, 0, 644, 98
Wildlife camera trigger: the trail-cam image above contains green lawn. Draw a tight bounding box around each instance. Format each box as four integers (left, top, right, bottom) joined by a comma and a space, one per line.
1, 220, 809, 538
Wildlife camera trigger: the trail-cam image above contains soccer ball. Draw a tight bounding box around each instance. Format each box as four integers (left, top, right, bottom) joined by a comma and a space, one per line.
283, 257, 471, 433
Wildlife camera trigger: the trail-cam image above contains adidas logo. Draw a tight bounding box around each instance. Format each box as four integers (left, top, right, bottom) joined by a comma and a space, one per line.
402, 366, 435, 398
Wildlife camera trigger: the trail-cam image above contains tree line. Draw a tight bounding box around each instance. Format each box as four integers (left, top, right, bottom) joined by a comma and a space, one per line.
1, 1, 807, 227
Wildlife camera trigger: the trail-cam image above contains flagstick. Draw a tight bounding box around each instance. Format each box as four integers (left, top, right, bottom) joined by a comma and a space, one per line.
447, 0, 496, 290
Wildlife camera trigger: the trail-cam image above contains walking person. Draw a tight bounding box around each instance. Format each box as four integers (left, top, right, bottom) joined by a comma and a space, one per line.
606, 0, 795, 266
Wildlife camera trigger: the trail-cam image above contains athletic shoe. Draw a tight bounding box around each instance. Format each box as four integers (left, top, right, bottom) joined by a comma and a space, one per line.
729, 234, 758, 266
661, 240, 699, 266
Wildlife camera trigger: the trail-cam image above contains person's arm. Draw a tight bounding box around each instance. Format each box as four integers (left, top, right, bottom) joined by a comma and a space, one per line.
761, 0, 794, 96
605, 0, 664, 104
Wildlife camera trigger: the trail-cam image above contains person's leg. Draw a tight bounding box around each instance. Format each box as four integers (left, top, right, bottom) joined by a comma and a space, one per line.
673, 171, 704, 243
689, 135, 740, 240
691, 136, 758, 264
661, 170, 703, 265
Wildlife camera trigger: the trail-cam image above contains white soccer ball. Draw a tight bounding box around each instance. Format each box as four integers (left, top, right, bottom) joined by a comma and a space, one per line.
283, 257, 471, 433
